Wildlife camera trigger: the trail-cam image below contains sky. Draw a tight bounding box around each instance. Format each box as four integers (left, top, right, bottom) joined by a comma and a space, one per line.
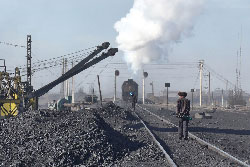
0, 0, 250, 98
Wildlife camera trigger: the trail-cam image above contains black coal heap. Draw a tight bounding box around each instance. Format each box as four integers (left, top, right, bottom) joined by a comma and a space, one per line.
0, 103, 140, 167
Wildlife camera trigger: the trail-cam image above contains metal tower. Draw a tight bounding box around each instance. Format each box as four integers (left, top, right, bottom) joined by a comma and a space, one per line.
26, 35, 32, 92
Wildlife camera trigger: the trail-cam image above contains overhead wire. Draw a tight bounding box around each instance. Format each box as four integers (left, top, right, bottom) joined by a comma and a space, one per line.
203, 64, 235, 89
0, 41, 26, 48
73, 60, 200, 89
18, 46, 97, 70
32, 52, 92, 71
192, 68, 200, 89
20, 50, 95, 76
18, 46, 201, 92
20, 49, 96, 75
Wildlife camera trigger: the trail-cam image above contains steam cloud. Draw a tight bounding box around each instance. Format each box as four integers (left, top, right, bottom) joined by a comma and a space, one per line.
114, 0, 204, 72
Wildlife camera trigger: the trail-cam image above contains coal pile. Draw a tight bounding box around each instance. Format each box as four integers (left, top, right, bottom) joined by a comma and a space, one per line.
0, 107, 142, 167
101, 102, 138, 123
99, 102, 168, 166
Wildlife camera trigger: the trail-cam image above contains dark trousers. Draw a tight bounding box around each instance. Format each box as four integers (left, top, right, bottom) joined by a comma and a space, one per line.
178, 118, 188, 138
132, 102, 136, 110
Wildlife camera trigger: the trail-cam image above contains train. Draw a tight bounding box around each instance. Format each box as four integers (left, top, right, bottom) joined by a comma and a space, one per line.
122, 79, 138, 102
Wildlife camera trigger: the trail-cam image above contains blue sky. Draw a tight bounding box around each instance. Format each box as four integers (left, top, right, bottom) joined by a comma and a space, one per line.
0, 0, 250, 97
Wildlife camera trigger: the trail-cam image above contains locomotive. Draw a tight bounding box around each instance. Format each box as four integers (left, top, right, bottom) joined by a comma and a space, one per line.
122, 79, 138, 101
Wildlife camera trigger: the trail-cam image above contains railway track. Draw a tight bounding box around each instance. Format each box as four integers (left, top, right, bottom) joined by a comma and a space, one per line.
129, 104, 249, 167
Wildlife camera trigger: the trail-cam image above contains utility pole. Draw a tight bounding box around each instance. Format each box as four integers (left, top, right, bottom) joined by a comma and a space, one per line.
97, 75, 103, 107
165, 83, 170, 109
143, 71, 148, 104
208, 72, 211, 106
26, 35, 32, 92
92, 88, 94, 104
199, 60, 204, 107
60, 58, 65, 98
64, 58, 68, 97
143, 71, 145, 104
167, 88, 168, 108
150, 82, 154, 102
191, 89, 194, 111
72, 61, 75, 103
114, 74, 116, 102
114, 70, 119, 102
221, 89, 224, 107
211, 92, 214, 106
67, 76, 70, 98
150, 82, 154, 95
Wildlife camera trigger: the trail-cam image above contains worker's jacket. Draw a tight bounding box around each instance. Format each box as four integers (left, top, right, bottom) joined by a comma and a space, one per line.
176, 98, 190, 117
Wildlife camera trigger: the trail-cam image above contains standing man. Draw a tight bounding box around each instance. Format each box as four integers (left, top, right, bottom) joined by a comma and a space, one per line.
130, 92, 137, 111
176, 92, 190, 140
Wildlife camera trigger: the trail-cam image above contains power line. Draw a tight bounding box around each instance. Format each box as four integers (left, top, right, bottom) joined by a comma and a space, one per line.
0, 41, 26, 48
193, 70, 200, 88
20, 51, 97, 76
18, 46, 97, 69
203, 64, 235, 89
108, 62, 199, 66
31, 51, 92, 69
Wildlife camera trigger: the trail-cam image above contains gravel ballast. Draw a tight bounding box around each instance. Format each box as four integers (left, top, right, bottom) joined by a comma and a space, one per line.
143, 104, 250, 165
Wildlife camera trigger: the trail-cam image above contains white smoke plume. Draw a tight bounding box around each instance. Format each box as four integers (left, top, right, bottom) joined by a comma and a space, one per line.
114, 0, 204, 72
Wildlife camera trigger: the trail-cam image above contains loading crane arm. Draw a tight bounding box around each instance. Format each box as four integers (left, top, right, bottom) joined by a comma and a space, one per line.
25, 45, 118, 109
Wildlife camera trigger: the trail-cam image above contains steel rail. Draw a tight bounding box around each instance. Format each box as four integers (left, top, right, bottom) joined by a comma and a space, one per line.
133, 111, 177, 167
137, 105, 250, 167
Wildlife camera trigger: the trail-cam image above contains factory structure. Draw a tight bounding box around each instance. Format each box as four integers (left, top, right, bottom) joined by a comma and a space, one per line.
0, 36, 118, 117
